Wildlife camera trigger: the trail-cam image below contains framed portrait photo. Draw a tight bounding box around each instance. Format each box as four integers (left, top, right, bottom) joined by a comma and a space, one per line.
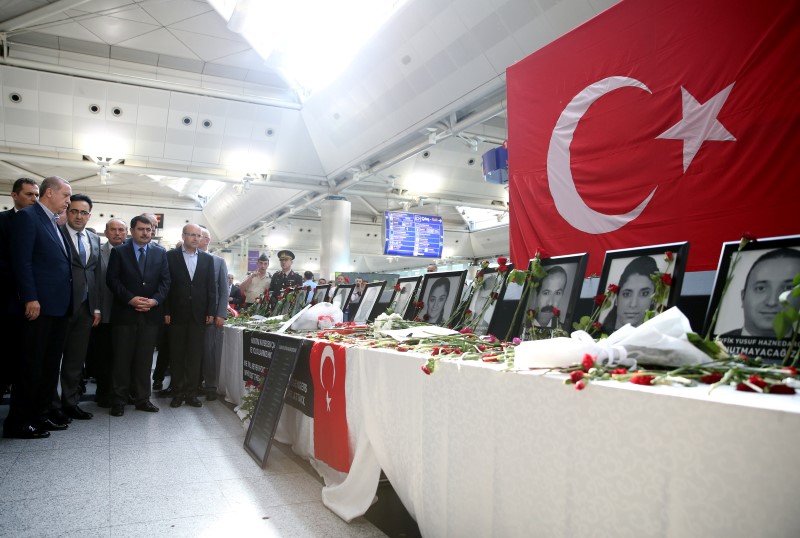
521, 253, 589, 333
389, 276, 422, 320
353, 281, 387, 323
465, 266, 512, 336
417, 270, 467, 326
704, 235, 800, 364
312, 284, 330, 304
596, 242, 689, 334
330, 284, 355, 314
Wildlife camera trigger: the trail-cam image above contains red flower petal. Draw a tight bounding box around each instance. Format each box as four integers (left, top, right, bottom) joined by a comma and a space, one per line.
581, 354, 595, 371
421, 365, 431, 375
630, 375, 655, 386
700, 373, 724, 384
575, 381, 586, 390
570, 370, 584, 383
768, 384, 796, 395
594, 293, 607, 306
497, 257, 508, 266
661, 273, 673, 286
607, 284, 620, 294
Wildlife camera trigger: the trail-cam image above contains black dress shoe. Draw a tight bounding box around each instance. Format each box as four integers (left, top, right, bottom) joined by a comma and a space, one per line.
206, 391, 218, 402
152, 380, 163, 391
169, 397, 183, 408
3, 424, 50, 439
185, 396, 202, 408
135, 400, 159, 413
36, 418, 68, 431
160, 386, 173, 396
49, 409, 73, 424
63, 405, 93, 420
110, 405, 125, 417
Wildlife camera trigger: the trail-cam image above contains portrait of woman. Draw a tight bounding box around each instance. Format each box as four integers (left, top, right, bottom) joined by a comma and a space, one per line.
600, 255, 658, 333
423, 276, 451, 325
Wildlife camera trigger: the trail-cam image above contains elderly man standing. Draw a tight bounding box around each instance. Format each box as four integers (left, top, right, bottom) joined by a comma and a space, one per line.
165, 224, 215, 408
198, 226, 227, 401
92, 217, 128, 407
55, 194, 101, 421
0, 178, 39, 398
106, 215, 170, 417
5, 176, 73, 439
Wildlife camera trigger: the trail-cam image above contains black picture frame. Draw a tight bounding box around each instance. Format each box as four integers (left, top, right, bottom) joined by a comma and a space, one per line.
416, 270, 467, 325
465, 266, 512, 336
703, 234, 800, 363
596, 242, 689, 333
330, 284, 355, 314
353, 281, 387, 323
312, 284, 330, 304
388, 276, 422, 320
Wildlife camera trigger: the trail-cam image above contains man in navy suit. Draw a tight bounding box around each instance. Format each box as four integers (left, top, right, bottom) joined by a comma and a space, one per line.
0, 178, 39, 398
198, 226, 227, 401
106, 215, 170, 417
165, 223, 215, 408
5, 176, 73, 439
55, 194, 102, 421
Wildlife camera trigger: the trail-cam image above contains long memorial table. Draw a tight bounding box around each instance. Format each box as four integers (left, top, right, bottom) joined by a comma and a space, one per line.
219, 326, 800, 537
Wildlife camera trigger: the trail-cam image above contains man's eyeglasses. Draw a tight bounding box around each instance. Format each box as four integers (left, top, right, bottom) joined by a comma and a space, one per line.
68, 209, 90, 217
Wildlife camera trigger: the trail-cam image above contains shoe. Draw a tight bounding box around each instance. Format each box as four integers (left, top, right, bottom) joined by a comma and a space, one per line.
152, 380, 163, 391
135, 400, 159, 413
48, 409, 73, 424
36, 418, 68, 431
63, 405, 93, 420
127, 395, 135, 405
185, 396, 202, 408
170, 397, 183, 408
3, 424, 50, 439
206, 391, 217, 402
160, 386, 173, 396
110, 405, 125, 417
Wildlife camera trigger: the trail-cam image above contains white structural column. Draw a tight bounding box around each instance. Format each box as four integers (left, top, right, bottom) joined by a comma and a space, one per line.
320, 196, 351, 280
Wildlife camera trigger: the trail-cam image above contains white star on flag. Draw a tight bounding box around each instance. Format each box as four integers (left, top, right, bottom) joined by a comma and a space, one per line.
657, 83, 736, 172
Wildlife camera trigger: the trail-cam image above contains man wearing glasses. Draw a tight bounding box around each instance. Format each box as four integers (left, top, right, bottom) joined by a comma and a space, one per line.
55, 194, 102, 421
268, 249, 303, 306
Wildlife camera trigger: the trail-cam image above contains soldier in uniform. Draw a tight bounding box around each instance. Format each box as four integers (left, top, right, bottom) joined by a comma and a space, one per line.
268, 249, 303, 306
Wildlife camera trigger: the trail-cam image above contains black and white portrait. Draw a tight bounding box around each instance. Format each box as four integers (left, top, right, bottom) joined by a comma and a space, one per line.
525, 263, 579, 328
468, 270, 503, 335
419, 271, 466, 326
313, 284, 330, 304
353, 281, 386, 323
330, 284, 354, 314
597, 242, 688, 334
392, 276, 421, 319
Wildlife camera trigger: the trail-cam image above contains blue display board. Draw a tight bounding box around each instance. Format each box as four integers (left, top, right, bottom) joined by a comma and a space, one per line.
383, 211, 443, 258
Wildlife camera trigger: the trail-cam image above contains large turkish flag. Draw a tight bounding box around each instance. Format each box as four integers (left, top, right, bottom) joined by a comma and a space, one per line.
508, 0, 799, 274
310, 341, 350, 473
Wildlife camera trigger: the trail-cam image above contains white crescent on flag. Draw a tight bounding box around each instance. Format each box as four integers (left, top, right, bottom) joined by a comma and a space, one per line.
547, 76, 657, 234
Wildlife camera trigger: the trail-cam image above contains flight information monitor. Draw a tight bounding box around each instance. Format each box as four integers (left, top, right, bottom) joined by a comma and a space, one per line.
383, 211, 444, 258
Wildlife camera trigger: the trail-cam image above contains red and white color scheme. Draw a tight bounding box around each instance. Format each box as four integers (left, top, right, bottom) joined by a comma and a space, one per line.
508, 0, 799, 274
310, 341, 351, 473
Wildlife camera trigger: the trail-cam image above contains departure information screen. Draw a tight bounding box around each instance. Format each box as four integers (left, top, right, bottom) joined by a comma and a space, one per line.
383, 211, 444, 258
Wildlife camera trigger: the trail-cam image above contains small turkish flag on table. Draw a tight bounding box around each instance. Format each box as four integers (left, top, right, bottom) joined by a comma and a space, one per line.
310, 341, 350, 473
508, 0, 800, 274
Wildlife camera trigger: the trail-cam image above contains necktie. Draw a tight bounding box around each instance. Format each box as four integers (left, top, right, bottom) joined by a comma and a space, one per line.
76, 232, 87, 265
138, 247, 146, 274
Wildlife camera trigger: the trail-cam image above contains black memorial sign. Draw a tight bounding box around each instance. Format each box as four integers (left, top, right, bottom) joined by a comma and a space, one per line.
284, 338, 315, 417
242, 330, 275, 383
244, 334, 305, 468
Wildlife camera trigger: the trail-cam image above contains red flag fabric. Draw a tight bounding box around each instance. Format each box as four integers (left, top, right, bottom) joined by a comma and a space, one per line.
508, 0, 799, 275
309, 341, 350, 472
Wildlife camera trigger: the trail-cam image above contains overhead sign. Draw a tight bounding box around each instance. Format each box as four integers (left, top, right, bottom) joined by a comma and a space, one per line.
383, 211, 444, 258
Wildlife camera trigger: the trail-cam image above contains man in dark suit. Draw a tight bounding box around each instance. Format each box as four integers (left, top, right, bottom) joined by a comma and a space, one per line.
92, 218, 128, 407
228, 274, 243, 309
5, 176, 73, 439
106, 215, 170, 416
165, 223, 215, 408
0, 178, 39, 398
198, 227, 228, 401
55, 194, 102, 421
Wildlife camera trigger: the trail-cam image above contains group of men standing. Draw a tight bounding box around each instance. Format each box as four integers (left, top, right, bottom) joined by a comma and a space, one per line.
0, 176, 229, 439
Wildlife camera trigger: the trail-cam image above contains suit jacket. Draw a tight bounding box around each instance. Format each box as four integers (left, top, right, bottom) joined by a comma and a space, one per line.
10, 203, 72, 317
98, 241, 115, 324
0, 208, 21, 315
60, 225, 102, 317
210, 254, 229, 319
165, 248, 215, 324
106, 241, 170, 325
229, 284, 243, 308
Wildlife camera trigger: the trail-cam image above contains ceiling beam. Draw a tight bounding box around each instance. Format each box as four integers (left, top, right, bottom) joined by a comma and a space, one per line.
0, 0, 92, 32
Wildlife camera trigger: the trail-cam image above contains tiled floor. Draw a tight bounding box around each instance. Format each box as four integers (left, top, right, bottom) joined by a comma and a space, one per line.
0, 393, 388, 538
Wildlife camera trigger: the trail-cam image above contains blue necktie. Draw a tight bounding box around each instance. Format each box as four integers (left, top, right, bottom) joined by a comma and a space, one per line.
77, 232, 87, 265
138, 247, 146, 274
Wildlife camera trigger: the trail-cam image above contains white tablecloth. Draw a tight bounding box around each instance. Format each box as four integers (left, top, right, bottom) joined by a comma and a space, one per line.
219, 326, 245, 405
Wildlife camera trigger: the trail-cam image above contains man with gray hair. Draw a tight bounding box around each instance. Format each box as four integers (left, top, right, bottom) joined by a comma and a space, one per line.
198, 226, 228, 401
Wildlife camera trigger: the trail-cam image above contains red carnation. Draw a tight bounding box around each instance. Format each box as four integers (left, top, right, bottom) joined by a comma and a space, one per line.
630, 375, 655, 386
464, 309, 473, 315
570, 370, 584, 383
460, 328, 473, 334
423, 313, 430, 321
415, 301, 424, 308
477, 344, 487, 351
594, 294, 607, 306
551, 307, 560, 317
394, 283, 401, 291
421, 365, 431, 375
481, 355, 499, 362
396, 346, 408, 352
497, 257, 508, 266
592, 322, 602, 330
781, 366, 798, 376
607, 284, 620, 294
575, 381, 586, 391
700, 372, 723, 384
490, 292, 499, 300
661, 273, 673, 286
581, 354, 595, 371
748, 375, 768, 389
497, 265, 508, 273
431, 347, 440, 356
611, 368, 627, 375
768, 384, 796, 395
664, 251, 674, 261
